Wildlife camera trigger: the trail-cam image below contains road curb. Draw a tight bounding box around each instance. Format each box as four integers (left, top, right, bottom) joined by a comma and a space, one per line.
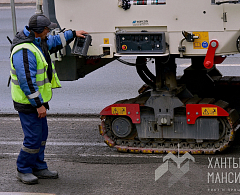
0, 193, 55, 195
0, 0, 35, 3
0, 113, 100, 118
0, 3, 35, 7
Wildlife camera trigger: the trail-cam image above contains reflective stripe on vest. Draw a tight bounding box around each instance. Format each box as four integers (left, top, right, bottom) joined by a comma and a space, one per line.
11, 76, 50, 87
10, 43, 61, 105
11, 67, 46, 75
26, 91, 40, 99
59, 32, 67, 47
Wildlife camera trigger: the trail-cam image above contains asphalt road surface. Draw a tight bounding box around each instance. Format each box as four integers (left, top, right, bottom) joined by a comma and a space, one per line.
1, 116, 240, 195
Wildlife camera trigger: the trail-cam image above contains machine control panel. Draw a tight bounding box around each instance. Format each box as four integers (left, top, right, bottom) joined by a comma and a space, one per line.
116, 32, 166, 54
71, 34, 92, 56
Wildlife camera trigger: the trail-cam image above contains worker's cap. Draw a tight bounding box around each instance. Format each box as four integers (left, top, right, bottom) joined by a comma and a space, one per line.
28, 14, 57, 33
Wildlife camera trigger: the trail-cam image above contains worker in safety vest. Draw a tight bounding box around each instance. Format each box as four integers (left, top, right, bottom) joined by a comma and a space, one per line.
10, 14, 87, 185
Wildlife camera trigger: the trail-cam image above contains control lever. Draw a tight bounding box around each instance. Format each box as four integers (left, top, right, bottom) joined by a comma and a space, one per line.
204, 40, 219, 69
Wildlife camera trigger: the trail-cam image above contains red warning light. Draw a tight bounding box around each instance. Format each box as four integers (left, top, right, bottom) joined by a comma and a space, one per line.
122, 45, 127, 50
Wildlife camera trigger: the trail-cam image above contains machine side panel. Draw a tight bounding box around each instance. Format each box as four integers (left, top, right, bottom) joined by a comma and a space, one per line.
53, 0, 240, 56
54, 0, 223, 32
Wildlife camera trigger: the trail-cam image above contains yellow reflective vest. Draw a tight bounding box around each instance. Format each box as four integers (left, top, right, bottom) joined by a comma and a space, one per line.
10, 43, 61, 105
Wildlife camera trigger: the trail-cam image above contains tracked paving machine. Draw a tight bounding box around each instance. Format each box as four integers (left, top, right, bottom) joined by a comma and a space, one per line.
40, 0, 240, 154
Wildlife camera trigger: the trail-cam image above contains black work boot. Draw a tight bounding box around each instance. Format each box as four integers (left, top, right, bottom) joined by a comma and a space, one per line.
17, 172, 38, 184
33, 169, 58, 179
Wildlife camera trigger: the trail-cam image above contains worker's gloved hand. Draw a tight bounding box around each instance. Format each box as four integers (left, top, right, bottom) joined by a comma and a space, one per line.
75, 30, 88, 38
37, 105, 47, 118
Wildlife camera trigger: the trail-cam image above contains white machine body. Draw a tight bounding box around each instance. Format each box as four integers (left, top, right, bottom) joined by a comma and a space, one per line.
54, 0, 240, 58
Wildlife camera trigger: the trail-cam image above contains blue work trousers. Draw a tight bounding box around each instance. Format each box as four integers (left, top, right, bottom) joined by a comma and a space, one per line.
17, 112, 48, 173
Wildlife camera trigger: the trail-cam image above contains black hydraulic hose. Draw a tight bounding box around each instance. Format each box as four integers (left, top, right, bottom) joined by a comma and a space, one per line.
237, 36, 240, 53
136, 65, 156, 89
141, 64, 156, 83
216, 1, 238, 5
136, 57, 156, 89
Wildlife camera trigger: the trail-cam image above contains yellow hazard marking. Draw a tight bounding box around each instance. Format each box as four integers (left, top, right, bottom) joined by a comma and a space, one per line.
112, 107, 127, 115
193, 32, 209, 49
202, 107, 218, 116
104, 38, 109, 44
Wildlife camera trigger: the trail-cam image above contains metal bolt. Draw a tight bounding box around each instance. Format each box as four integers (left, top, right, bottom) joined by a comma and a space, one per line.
136, 112, 139, 115
137, 119, 139, 121
188, 119, 190, 122
211, 41, 217, 48
196, 112, 199, 115
161, 118, 167, 124
128, 112, 131, 115
187, 112, 190, 115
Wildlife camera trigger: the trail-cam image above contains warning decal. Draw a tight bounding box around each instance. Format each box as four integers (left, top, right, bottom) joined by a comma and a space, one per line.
104, 38, 109, 44
193, 32, 209, 49
202, 107, 218, 116
112, 107, 127, 115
